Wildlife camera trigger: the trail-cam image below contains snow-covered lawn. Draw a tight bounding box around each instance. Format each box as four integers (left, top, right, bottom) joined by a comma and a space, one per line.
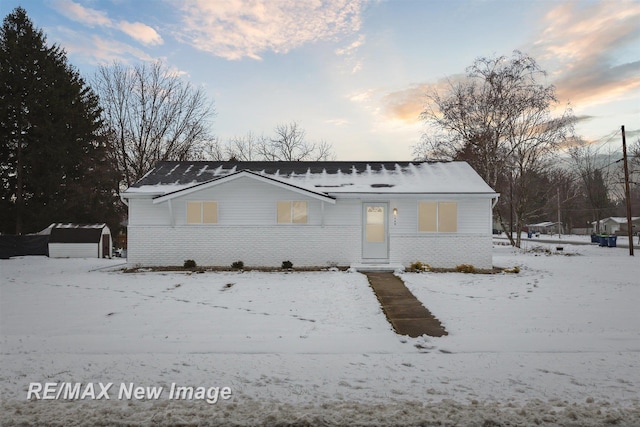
1, 242, 639, 425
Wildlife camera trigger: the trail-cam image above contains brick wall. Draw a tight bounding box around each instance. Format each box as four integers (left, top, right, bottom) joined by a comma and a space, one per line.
128, 226, 493, 269
127, 225, 361, 267
390, 234, 493, 269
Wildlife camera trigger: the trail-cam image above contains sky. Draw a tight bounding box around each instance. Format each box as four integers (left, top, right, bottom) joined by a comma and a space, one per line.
1, 0, 639, 160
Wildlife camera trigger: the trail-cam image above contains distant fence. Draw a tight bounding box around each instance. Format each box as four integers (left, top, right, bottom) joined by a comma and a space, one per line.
0, 235, 49, 259
570, 228, 591, 235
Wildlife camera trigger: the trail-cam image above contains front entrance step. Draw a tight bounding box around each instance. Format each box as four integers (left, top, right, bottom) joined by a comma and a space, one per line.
364, 272, 448, 338
350, 263, 404, 272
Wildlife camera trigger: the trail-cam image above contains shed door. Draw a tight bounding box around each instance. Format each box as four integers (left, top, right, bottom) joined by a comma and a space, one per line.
102, 235, 110, 258
362, 203, 389, 260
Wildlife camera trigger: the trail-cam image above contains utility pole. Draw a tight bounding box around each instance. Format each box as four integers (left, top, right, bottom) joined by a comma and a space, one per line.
557, 187, 562, 239
621, 125, 634, 256
510, 175, 514, 240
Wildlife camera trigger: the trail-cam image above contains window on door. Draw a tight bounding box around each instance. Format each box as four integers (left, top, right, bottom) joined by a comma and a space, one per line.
366, 206, 385, 242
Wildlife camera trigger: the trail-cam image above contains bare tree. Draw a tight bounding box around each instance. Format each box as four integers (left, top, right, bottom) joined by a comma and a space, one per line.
543, 167, 583, 232
419, 51, 574, 246
569, 141, 616, 232
203, 136, 225, 161
226, 122, 335, 161
93, 60, 216, 188
225, 132, 263, 161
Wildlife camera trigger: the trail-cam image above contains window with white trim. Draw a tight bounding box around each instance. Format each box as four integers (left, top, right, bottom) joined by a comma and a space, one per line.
418, 201, 457, 232
277, 201, 308, 224
187, 201, 218, 224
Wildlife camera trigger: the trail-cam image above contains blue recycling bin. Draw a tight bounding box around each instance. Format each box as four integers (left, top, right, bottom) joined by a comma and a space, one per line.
607, 235, 617, 247
527, 232, 532, 238
590, 234, 599, 243
598, 235, 608, 247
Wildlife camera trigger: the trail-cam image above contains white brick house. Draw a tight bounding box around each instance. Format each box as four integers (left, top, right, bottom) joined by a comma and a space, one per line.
121, 161, 499, 269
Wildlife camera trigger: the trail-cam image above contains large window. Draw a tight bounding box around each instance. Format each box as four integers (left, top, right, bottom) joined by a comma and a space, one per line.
187, 201, 218, 224
418, 201, 457, 232
277, 201, 308, 224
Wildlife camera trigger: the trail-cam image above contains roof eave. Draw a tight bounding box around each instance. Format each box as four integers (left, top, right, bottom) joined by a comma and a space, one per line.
330, 192, 499, 199
120, 191, 165, 199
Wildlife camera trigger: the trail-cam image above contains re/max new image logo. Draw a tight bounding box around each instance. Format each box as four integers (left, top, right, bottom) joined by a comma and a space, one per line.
27, 382, 233, 404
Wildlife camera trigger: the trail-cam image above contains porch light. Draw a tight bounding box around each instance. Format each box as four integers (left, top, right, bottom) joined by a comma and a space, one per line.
393, 207, 398, 225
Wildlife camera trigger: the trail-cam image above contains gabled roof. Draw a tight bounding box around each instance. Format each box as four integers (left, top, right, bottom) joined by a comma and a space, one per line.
153, 170, 336, 204
593, 217, 640, 224
122, 161, 498, 198
527, 221, 557, 228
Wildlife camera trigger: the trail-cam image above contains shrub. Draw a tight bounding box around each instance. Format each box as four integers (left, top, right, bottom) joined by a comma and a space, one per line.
231, 260, 244, 270
456, 264, 476, 273
282, 260, 293, 269
409, 261, 431, 272
504, 266, 520, 274
183, 259, 196, 269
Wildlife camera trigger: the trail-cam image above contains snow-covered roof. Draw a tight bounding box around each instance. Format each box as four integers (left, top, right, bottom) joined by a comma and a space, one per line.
45, 224, 109, 244
527, 221, 557, 228
593, 217, 640, 224
122, 161, 498, 198
38, 223, 108, 235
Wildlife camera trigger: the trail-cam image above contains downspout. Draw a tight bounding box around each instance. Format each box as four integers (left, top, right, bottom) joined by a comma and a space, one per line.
321, 201, 325, 228
491, 195, 500, 234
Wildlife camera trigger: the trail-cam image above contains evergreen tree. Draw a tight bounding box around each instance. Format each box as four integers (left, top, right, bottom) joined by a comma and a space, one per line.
0, 7, 121, 234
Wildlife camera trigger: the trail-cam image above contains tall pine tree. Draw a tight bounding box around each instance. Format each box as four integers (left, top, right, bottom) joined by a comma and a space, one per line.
0, 7, 121, 234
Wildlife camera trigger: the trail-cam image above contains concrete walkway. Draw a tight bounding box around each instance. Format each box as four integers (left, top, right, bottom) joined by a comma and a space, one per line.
364, 272, 447, 338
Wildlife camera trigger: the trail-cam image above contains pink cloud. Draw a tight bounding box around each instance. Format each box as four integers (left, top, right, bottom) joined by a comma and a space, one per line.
118, 21, 163, 46
54, 0, 111, 27
53, 0, 163, 46
175, 0, 366, 60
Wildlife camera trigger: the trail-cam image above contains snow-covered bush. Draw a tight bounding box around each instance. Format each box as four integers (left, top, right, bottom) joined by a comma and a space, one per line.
409, 261, 431, 272
456, 264, 476, 273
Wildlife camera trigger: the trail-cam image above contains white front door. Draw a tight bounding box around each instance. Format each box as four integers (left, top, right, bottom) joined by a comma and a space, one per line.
362, 203, 389, 260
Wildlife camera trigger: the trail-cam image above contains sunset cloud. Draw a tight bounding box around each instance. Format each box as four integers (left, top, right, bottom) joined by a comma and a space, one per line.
335, 34, 365, 56
54, 0, 110, 27
51, 27, 155, 65
379, 76, 467, 125
175, 0, 366, 60
379, 0, 640, 125
380, 83, 431, 124
118, 21, 163, 46
53, 0, 163, 46
532, 1, 640, 106
326, 118, 349, 127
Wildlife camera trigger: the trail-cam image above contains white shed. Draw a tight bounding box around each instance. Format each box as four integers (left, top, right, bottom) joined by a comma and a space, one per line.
48, 223, 112, 258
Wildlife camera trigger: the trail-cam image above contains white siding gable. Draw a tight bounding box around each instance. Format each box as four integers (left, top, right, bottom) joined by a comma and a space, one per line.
158, 176, 327, 226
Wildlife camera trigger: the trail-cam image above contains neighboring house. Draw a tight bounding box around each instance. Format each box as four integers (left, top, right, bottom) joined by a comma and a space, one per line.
592, 217, 640, 235
121, 161, 499, 269
527, 221, 559, 234
47, 223, 112, 258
